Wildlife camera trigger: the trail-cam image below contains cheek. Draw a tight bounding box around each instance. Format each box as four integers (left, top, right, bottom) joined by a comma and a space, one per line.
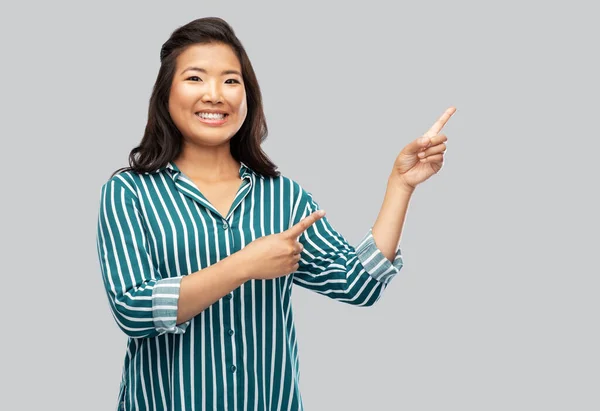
169, 85, 193, 110
239, 99, 248, 118
224, 87, 246, 113
235, 93, 248, 118
168, 87, 192, 123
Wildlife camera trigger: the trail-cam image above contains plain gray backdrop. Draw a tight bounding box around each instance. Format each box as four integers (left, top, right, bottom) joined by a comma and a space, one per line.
2, 1, 598, 410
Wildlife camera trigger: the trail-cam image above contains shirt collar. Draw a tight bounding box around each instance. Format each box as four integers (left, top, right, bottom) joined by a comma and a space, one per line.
144, 160, 264, 180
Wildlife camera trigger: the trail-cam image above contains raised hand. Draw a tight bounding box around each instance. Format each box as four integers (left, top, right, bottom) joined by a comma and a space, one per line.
392, 107, 456, 190
237, 210, 326, 281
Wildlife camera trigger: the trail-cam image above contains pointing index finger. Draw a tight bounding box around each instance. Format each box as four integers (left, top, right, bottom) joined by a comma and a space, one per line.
286, 210, 326, 239
424, 106, 456, 137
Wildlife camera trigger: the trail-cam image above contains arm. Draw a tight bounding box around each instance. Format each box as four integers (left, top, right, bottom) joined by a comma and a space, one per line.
291, 183, 405, 307
371, 174, 415, 262
176, 256, 247, 324
96, 178, 248, 338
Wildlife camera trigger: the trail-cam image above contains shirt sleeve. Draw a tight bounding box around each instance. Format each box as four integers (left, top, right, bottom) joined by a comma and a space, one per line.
96, 177, 190, 338
292, 186, 404, 306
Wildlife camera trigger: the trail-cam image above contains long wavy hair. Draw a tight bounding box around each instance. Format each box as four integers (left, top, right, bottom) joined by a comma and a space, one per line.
110, 17, 280, 179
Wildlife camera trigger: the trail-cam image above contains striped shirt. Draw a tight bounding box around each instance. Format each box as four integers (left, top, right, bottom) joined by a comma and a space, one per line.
96, 160, 404, 411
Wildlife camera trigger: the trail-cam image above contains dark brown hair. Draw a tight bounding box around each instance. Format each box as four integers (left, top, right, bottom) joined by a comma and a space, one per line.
110, 17, 280, 179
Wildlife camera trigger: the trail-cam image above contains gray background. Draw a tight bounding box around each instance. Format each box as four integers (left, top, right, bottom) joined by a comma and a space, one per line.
1, 1, 598, 410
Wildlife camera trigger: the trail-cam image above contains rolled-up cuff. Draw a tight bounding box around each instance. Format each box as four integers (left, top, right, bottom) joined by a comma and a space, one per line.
152, 277, 189, 335
355, 227, 404, 284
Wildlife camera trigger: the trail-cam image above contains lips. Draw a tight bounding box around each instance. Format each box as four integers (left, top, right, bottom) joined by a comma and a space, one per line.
195, 111, 228, 117
195, 112, 229, 125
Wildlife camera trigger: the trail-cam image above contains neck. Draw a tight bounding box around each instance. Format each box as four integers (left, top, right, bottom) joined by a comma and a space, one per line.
174, 143, 240, 182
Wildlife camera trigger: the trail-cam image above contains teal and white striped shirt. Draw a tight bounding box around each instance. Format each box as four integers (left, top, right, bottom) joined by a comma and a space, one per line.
96, 160, 404, 411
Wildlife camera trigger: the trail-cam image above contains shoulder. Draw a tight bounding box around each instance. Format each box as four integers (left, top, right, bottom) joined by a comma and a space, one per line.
264, 172, 315, 205
99, 170, 140, 198
263, 172, 306, 194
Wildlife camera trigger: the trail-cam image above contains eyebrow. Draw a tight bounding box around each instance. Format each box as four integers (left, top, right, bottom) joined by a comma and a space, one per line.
180, 67, 242, 77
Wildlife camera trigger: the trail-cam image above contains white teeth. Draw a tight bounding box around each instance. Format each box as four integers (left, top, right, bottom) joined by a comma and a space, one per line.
196, 112, 226, 120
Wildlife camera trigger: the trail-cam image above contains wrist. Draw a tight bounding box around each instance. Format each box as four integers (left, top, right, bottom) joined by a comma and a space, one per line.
229, 250, 253, 282
388, 174, 416, 194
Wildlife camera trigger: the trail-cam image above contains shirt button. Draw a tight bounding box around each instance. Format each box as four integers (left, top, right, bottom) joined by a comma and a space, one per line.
230, 365, 237, 372
225, 294, 232, 300
222, 222, 229, 229
228, 329, 234, 336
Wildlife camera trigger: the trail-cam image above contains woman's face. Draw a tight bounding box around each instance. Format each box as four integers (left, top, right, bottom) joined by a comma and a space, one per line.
168, 42, 247, 147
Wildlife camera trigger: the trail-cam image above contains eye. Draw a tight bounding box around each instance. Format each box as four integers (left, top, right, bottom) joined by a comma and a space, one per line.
225, 79, 241, 84
187, 76, 202, 82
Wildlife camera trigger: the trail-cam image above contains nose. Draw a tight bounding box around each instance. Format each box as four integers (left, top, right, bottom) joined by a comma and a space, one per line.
201, 80, 223, 104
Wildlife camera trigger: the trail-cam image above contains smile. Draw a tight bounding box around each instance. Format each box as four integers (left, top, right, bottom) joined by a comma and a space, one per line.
195, 112, 229, 125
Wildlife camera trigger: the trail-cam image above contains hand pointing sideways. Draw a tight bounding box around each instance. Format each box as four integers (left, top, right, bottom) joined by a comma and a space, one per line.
237, 210, 326, 281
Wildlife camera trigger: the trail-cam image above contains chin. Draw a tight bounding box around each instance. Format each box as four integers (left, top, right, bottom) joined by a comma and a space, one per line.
188, 133, 235, 146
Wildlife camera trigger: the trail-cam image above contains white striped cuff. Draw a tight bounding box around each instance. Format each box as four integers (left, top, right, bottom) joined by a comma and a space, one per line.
355, 227, 404, 284
152, 277, 190, 335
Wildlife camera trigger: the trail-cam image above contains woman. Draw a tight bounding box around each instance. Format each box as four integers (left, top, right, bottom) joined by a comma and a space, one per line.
96, 16, 455, 411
